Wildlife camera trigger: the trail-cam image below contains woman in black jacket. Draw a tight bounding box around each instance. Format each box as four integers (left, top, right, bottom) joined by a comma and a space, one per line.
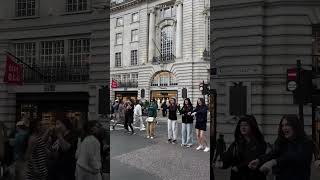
248, 114, 313, 180
179, 98, 194, 147
167, 98, 178, 144
124, 100, 135, 135
218, 115, 267, 180
191, 98, 209, 152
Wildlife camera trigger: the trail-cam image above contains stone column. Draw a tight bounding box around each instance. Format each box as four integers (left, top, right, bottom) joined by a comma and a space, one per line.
175, 0, 183, 59
148, 8, 156, 63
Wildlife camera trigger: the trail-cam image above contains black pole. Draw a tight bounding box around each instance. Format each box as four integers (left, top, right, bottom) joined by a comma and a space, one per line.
297, 60, 304, 126
210, 89, 217, 180
203, 80, 205, 101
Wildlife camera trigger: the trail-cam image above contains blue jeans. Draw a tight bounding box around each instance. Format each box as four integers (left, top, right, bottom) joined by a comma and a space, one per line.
181, 123, 193, 145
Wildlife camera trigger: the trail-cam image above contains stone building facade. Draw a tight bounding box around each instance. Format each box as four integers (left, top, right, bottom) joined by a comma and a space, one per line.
110, 0, 210, 106
212, 0, 320, 144
0, 0, 109, 129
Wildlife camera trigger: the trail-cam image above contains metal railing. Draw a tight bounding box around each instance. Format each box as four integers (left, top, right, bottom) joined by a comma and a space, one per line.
22, 64, 89, 83
117, 80, 138, 88
152, 54, 175, 65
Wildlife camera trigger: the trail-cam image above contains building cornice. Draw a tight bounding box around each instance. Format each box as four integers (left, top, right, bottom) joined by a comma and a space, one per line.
110, 0, 147, 13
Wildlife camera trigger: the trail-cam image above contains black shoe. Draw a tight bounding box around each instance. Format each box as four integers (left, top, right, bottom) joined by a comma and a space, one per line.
168, 139, 172, 143
112, 125, 115, 130
131, 132, 136, 135
171, 140, 177, 144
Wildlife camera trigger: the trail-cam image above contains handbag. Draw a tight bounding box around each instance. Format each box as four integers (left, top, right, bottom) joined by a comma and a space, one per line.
146, 117, 155, 122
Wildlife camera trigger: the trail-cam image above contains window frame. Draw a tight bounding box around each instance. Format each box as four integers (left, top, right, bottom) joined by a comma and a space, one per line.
130, 50, 138, 66
66, 0, 89, 13
15, 0, 37, 17
131, 29, 139, 42
115, 52, 122, 67
116, 33, 123, 45
131, 12, 139, 23
116, 17, 123, 27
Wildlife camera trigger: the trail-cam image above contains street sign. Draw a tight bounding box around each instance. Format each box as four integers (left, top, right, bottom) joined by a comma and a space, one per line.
287, 81, 297, 91
287, 68, 297, 81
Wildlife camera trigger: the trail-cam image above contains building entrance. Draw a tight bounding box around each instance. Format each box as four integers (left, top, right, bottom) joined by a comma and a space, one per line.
150, 90, 178, 108
16, 92, 89, 131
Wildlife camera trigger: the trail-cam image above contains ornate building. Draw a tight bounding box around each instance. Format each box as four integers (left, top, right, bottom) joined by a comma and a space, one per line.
110, 0, 210, 106
0, 0, 109, 129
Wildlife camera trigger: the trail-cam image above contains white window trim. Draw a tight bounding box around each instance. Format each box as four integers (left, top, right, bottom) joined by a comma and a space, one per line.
131, 12, 139, 23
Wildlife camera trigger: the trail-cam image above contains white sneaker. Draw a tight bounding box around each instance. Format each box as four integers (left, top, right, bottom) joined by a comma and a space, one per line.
203, 147, 210, 152
196, 145, 204, 151
140, 128, 146, 131
150, 137, 154, 139
147, 136, 150, 138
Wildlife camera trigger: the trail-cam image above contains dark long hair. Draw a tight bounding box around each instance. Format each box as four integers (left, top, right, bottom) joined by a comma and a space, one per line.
196, 98, 206, 108
183, 98, 192, 111
169, 98, 177, 110
234, 115, 265, 144
278, 114, 306, 141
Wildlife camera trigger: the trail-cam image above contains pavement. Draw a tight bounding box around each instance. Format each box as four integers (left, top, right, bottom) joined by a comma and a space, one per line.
110, 115, 211, 180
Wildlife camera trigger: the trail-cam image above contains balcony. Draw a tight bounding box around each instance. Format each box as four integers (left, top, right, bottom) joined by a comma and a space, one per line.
117, 80, 138, 88
23, 65, 89, 83
152, 54, 175, 65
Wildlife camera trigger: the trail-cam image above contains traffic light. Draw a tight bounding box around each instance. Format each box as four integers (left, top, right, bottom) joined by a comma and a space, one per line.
202, 83, 210, 95
293, 70, 314, 104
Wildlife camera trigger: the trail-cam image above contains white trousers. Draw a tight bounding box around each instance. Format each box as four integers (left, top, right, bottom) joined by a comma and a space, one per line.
167, 119, 178, 140
134, 115, 145, 129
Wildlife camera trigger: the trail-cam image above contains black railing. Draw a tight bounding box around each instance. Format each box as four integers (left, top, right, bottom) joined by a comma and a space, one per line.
203, 49, 210, 60
152, 54, 175, 65
23, 65, 89, 83
117, 80, 138, 88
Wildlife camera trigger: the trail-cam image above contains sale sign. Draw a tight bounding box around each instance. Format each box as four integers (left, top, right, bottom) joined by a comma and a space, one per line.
111, 79, 118, 88
3, 55, 22, 85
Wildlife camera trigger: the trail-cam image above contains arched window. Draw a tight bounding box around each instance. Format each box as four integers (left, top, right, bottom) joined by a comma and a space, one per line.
161, 26, 174, 62
151, 71, 178, 87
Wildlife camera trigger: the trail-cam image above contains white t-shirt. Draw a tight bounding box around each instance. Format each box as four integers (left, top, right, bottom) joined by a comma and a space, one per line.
134, 104, 142, 116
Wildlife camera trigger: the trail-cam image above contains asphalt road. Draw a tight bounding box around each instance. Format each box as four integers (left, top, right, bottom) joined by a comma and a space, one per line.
110, 116, 211, 180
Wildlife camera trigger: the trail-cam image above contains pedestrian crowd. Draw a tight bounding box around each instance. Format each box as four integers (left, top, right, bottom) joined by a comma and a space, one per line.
0, 117, 108, 180
111, 97, 210, 152
213, 114, 320, 180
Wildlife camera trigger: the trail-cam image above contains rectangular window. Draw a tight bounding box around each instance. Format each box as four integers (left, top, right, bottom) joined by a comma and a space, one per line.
131, 29, 138, 42
131, 73, 138, 82
122, 74, 129, 82
69, 39, 90, 66
15, 42, 36, 80
132, 12, 139, 23
40, 40, 65, 67
115, 52, 121, 67
160, 5, 175, 19
66, 0, 88, 12
15, 0, 36, 17
229, 84, 247, 116
116, 17, 123, 27
116, 33, 122, 45
130, 50, 138, 65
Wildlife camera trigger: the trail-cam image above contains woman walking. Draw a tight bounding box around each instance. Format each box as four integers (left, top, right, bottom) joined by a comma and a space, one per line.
192, 98, 210, 152
217, 115, 267, 180
168, 98, 179, 144
75, 120, 102, 180
113, 99, 125, 130
179, 98, 194, 147
124, 100, 135, 135
248, 114, 313, 180
146, 99, 157, 139
25, 120, 51, 180
134, 100, 145, 131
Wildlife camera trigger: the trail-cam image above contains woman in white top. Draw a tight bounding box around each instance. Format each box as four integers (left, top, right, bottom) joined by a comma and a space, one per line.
75, 120, 102, 180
